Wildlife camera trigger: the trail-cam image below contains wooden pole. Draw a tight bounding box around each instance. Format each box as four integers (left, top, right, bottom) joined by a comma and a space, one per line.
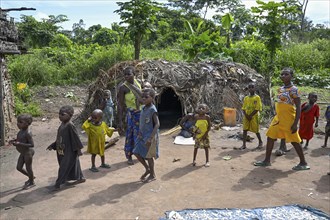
0, 56, 5, 146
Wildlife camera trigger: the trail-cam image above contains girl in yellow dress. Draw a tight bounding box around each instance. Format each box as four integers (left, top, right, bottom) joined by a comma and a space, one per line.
234, 83, 263, 150
192, 103, 211, 167
254, 68, 309, 170
82, 109, 115, 172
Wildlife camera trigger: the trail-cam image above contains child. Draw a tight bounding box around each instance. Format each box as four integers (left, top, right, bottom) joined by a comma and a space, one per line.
234, 83, 263, 150
178, 113, 196, 138
9, 114, 35, 189
100, 90, 114, 127
299, 92, 319, 149
47, 105, 85, 191
254, 68, 309, 170
321, 105, 330, 148
192, 103, 211, 167
133, 88, 160, 183
82, 109, 115, 172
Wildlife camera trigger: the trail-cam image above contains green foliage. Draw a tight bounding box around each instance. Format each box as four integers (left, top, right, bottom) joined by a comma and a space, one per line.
226, 39, 269, 74
50, 34, 73, 49
140, 47, 184, 61
92, 28, 119, 46
13, 83, 42, 116
251, 0, 300, 77
17, 15, 68, 48
115, 0, 161, 60
181, 20, 229, 61
7, 44, 133, 86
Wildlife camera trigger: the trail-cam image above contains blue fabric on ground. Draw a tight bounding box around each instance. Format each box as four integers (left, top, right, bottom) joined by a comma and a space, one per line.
160, 204, 329, 220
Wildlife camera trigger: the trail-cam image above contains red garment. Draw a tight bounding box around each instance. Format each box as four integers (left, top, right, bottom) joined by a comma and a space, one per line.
299, 103, 320, 140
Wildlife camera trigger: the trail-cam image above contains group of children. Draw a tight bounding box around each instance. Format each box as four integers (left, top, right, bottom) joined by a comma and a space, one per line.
8, 67, 330, 190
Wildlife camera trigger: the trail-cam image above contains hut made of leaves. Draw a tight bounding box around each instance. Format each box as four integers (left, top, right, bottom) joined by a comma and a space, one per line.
78, 60, 271, 128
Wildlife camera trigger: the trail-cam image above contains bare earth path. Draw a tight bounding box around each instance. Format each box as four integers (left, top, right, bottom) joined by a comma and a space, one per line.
0, 86, 329, 219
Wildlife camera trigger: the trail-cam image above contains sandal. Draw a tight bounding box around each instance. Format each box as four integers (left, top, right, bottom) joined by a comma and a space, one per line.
100, 163, 111, 169
254, 161, 271, 167
204, 162, 210, 167
292, 164, 310, 171
89, 167, 99, 172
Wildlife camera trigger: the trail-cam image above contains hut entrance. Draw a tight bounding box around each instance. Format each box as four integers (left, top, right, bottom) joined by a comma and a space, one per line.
157, 88, 183, 129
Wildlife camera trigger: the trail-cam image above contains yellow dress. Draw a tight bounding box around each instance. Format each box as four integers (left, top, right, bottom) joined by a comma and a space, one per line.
193, 119, 210, 149
82, 120, 114, 156
242, 95, 262, 133
266, 85, 301, 143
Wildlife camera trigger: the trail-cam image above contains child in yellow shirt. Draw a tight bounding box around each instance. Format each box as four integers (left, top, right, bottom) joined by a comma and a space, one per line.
82, 109, 115, 172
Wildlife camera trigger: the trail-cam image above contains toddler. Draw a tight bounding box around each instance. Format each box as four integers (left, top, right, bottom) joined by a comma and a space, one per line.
9, 114, 35, 189
82, 109, 115, 172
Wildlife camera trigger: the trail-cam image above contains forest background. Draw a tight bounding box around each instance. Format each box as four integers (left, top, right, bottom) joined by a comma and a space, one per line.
6, 0, 330, 117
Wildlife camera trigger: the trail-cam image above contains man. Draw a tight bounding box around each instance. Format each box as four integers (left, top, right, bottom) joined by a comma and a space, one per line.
117, 66, 142, 165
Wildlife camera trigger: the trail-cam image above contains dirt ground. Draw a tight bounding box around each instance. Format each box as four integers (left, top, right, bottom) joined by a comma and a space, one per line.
0, 85, 329, 219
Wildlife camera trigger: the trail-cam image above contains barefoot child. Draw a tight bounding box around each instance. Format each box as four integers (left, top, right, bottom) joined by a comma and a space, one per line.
299, 92, 319, 149
100, 90, 114, 127
133, 88, 160, 182
254, 68, 309, 170
321, 105, 330, 148
9, 114, 35, 189
82, 109, 115, 172
234, 83, 263, 150
192, 103, 211, 167
47, 106, 85, 190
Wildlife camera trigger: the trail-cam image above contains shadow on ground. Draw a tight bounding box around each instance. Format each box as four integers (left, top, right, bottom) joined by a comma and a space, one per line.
231, 168, 295, 191
73, 181, 143, 207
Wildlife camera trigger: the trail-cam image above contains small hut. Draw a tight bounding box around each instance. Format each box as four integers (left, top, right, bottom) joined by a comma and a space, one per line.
78, 60, 271, 129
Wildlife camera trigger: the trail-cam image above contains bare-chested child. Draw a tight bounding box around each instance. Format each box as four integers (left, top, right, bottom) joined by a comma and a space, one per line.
9, 114, 35, 189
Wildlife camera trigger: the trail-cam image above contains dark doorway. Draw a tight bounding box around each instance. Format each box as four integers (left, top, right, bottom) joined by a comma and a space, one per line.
156, 88, 183, 129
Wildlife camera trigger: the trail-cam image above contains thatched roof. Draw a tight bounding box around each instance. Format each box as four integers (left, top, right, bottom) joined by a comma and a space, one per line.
78, 60, 271, 124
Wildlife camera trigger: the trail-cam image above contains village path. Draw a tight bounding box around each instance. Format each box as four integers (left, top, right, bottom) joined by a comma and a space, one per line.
0, 85, 329, 219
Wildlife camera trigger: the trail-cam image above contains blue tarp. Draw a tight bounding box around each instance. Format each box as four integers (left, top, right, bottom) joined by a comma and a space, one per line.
160, 204, 330, 220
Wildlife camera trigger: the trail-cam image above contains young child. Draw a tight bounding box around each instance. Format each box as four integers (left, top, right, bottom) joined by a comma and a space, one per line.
47, 105, 85, 191
178, 113, 196, 138
82, 109, 115, 172
9, 114, 35, 189
192, 103, 211, 167
299, 92, 319, 149
133, 88, 160, 183
234, 83, 263, 150
321, 105, 330, 148
254, 68, 309, 170
100, 90, 114, 127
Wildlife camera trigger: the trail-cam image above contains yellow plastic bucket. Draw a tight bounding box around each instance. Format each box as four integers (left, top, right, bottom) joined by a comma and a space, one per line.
223, 107, 236, 126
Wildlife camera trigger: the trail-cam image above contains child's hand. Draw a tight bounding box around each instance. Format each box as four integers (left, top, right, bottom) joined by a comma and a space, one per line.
315, 123, 318, 128
46, 145, 53, 151
291, 124, 298, 134
8, 139, 16, 145
146, 138, 152, 148
77, 149, 83, 156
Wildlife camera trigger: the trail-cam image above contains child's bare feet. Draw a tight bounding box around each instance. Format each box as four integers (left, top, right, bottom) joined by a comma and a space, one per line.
140, 170, 150, 181
234, 146, 246, 150
321, 145, 327, 148
143, 175, 156, 183
23, 181, 35, 190
192, 161, 196, 166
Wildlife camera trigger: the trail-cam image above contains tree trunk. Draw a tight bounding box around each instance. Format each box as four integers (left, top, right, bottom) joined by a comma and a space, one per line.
134, 33, 142, 60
